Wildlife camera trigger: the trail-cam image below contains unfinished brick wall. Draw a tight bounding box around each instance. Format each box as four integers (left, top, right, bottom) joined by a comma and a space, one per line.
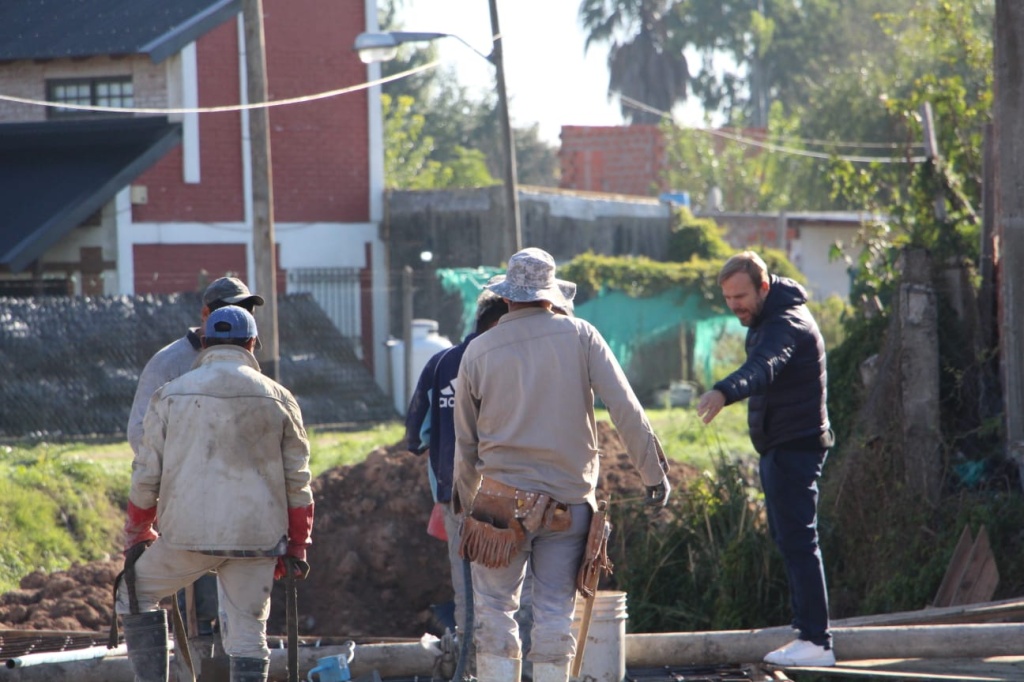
558, 125, 667, 197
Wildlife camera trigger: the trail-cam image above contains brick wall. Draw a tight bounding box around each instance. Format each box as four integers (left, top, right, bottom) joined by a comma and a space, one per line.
133, 243, 249, 295
264, 0, 370, 222
133, 20, 246, 222
132, 0, 370, 224
0, 55, 167, 122
558, 125, 667, 197
133, 243, 288, 296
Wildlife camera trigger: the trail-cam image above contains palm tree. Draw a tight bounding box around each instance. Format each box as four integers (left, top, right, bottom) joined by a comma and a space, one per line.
579, 0, 690, 124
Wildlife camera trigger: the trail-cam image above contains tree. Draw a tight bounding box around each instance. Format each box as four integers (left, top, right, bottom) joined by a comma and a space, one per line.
579, 0, 691, 124
382, 93, 497, 190
579, 0, 919, 126
376, 0, 559, 188
657, 1, 992, 211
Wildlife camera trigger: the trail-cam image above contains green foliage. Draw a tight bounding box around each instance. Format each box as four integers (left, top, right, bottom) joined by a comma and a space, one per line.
666, 207, 733, 262
817, 0, 1004, 621
0, 444, 125, 593
807, 295, 852, 352
382, 94, 498, 190
611, 456, 788, 632
378, 4, 559, 188
560, 252, 724, 305
560, 248, 801, 304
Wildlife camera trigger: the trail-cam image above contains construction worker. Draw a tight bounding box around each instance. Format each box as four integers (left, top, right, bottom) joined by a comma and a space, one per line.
126, 276, 266, 635
117, 305, 314, 682
454, 247, 671, 682
405, 288, 509, 672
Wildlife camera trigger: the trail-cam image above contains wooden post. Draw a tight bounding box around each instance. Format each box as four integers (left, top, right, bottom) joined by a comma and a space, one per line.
242, 0, 279, 381
487, 0, 522, 255
920, 102, 947, 222
402, 266, 413, 411
994, 1, 1024, 487
978, 123, 1000, 421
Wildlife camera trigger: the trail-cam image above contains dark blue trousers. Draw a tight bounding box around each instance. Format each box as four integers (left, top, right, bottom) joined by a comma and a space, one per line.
760, 446, 832, 649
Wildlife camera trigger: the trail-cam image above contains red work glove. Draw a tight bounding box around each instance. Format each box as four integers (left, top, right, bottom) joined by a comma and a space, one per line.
275, 503, 314, 580
123, 501, 158, 553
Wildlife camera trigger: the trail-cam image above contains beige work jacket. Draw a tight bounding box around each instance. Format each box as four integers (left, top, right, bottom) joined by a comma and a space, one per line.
454, 307, 666, 510
131, 345, 313, 553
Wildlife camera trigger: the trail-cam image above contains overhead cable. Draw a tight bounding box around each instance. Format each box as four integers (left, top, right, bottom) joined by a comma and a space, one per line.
0, 60, 440, 115
618, 94, 927, 164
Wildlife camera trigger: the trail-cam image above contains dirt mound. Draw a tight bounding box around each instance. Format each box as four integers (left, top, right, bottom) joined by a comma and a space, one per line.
0, 559, 122, 631
1, 422, 699, 638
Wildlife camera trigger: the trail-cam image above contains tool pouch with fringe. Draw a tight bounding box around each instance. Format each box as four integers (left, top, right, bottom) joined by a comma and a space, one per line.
459, 478, 572, 569
576, 500, 612, 598
458, 494, 525, 569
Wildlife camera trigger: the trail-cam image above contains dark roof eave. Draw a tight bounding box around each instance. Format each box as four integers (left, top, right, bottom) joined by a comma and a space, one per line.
141, 0, 242, 63
4, 120, 182, 273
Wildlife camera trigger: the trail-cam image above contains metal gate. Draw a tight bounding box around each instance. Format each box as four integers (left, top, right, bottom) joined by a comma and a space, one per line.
287, 267, 363, 358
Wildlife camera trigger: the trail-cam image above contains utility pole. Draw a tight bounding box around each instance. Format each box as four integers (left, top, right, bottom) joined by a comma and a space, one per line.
242, 0, 279, 381
487, 0, 522, 255
995, 1, 1024, 487
920, 102, 947, 221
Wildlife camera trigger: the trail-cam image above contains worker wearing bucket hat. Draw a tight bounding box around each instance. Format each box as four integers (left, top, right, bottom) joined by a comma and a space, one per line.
454, 247, 670, 682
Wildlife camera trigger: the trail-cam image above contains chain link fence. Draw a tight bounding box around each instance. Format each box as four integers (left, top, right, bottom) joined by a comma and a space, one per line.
0, 293, 396, 440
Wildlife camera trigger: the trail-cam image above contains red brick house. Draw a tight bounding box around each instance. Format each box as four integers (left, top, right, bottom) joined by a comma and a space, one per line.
0, 0, 390, 383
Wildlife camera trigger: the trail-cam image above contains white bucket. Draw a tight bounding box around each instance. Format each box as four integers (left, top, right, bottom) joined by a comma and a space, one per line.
570, 590, 628, 682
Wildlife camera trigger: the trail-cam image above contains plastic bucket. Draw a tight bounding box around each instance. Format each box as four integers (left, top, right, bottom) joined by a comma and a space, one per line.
571, 590, 628, 682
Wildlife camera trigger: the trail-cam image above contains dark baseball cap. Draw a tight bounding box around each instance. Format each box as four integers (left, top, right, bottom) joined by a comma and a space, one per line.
205, 305, 258, 340
203, 277, 265, 307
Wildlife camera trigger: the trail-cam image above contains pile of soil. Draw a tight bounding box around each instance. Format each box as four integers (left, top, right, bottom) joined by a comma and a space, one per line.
0, 422, 698, 639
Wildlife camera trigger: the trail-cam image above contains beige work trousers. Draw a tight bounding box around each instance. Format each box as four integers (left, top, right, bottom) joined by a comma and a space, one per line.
115, 538, 276, 659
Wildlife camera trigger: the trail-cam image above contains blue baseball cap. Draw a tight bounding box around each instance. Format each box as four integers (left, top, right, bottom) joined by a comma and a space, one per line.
205, 305, 258, 340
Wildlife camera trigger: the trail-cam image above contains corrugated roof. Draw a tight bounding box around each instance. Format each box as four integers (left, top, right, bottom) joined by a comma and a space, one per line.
0, 0, 241, 63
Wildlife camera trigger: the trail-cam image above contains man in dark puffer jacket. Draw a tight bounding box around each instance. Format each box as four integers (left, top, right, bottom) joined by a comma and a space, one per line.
697, 250, 835, 668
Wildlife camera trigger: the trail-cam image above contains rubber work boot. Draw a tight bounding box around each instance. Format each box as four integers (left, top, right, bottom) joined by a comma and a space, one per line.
475, 652, 522, 682
530, 660, 570, 682
122, 609, 169, 682
230, 656, 270, 682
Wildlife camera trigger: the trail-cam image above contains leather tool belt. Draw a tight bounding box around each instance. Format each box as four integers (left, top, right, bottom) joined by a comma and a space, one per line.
576, 500, 613, 597
459, 477, 572, 569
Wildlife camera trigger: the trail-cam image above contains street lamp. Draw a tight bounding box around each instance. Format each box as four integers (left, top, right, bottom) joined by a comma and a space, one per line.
354, 9, 523, 256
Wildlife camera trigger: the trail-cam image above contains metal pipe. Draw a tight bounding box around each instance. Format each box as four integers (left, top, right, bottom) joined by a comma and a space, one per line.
625, 623, 1024, 666
6, 644, 126, 669
2, 640, 439, 681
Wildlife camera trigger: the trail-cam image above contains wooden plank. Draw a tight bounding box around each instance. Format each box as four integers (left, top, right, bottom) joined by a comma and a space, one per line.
828, 596, 1024, 628
950, 526, 1000, 606
932, 525, 974, 607
770, 664, 1002, 680
771, 656, 1024, 681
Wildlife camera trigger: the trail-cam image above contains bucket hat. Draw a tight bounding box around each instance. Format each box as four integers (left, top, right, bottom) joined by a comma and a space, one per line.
485, 248, 576, 310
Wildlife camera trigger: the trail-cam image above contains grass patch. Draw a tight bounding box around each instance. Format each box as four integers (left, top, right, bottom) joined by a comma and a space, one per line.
0, 443, 126, 594
598, 405, 754, 471
307, 422, 406, 476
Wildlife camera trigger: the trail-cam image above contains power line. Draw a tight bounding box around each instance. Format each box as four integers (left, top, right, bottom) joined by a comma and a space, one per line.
0, 60, 440, 115
619, 94, 927, 164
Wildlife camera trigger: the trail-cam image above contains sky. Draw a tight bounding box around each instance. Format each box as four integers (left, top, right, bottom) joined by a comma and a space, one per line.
392, 0, 647, 145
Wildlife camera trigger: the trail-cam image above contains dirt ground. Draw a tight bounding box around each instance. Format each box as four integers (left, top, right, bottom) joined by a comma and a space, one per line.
0, 422, 697, 638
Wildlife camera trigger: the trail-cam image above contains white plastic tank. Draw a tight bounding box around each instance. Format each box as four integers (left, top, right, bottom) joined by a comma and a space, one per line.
388, 319, 452, 415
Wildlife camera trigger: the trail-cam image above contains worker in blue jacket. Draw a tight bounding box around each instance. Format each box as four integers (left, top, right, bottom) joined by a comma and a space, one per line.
405, 290, 509, 663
